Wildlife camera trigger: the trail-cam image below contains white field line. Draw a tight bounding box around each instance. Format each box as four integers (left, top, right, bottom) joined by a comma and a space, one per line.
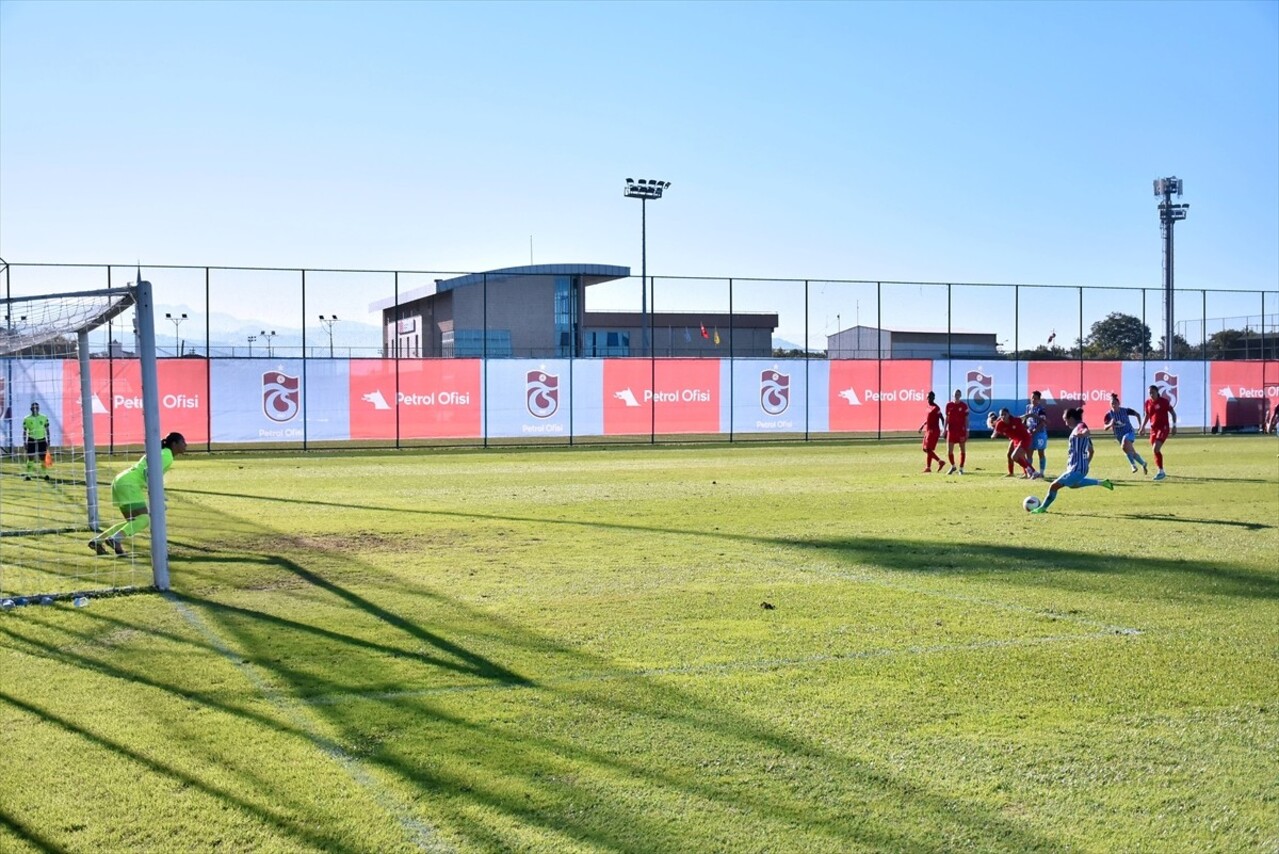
301, 629, 1136, 707
163, 592, 452, 854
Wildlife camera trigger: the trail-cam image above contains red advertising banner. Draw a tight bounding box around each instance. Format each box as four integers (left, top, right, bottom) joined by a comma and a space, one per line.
1026, 361, 1122, 427
603, 359, 720, 435
828, 360, 932, 432
348, 359, 482, 439
62, 359, 210, 445
1209, 361, 1277, 430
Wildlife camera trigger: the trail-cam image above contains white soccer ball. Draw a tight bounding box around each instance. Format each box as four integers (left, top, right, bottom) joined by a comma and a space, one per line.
1023, 495, 1042, 512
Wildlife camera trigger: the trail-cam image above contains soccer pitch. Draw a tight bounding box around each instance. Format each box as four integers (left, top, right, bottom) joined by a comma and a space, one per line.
2, 437, 1276, 853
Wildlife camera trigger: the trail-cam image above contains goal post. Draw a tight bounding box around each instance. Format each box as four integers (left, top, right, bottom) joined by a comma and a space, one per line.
1, 278, 173, 602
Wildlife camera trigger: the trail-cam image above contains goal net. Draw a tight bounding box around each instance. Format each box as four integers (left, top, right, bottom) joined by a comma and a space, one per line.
1, 279, 174, 605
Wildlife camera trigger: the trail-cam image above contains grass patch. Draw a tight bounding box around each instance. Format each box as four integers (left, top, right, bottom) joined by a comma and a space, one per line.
2, 436, 1277, 852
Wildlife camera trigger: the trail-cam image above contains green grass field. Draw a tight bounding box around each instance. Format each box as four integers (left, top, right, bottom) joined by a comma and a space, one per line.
2, 436, 1277, 853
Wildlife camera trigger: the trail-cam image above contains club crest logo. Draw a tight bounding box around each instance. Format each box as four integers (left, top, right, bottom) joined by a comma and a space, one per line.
1153, 370, 1178, 407
966, 370, 994, 414
761, 369, 790, 416
526, 370, 559, 419
263, 372, 300, 423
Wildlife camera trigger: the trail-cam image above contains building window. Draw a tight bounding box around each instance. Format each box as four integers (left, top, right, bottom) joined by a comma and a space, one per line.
554, 276, 578, 357
452, 329, 512, 357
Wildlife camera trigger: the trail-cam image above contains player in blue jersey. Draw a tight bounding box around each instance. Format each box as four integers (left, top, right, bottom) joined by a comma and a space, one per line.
1029, 407, 1112, 514
1022, 390, 1050, 477
1102, 393, 1148, 474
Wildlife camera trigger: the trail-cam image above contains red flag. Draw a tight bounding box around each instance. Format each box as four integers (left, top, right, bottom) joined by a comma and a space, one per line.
700, 323, 709, 339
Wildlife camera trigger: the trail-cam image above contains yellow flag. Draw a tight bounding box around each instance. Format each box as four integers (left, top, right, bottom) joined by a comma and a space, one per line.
713, 328, 721, 346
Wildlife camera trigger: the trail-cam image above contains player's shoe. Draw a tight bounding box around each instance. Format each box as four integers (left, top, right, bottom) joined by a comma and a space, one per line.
1029, 506, 1047, 514
109, 537, 125, 556
946, 465, 957, 475
958, 468, 965, 475
1130, 464, 1138, 473
1142, 463, 1148, 475
88, 539, 109, 556
1101, 479, 1114, 491
1153, 470, 1166, 481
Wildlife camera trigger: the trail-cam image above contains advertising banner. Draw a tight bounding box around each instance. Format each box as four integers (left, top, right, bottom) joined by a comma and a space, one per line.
5, 359, 65, 441
484, 360, 595, 439
211, 359, 350, 443
1208, 361, 1277, 430
1025, 361, 1123, 429
61, 358, 210, 445
1120, 362, 1207, 430
347, 359, 482, 440
603, 359, 720, 435
727, 360, 812, 434
929, 360, 1019, 432
829, 360, 933, 432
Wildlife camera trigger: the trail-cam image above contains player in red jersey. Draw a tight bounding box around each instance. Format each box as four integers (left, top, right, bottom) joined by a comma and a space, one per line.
1137, 384, 1177, 480
988, 408, 1039, 478
918, 391, 946, 472
944, 389, 970, 474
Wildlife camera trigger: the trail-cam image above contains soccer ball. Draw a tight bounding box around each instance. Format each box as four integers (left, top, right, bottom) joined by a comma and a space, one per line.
1023, 495, 1042, 512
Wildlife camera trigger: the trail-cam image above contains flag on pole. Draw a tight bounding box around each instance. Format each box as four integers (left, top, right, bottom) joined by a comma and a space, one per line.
700, 322, 709, 340
1047, 330, 1057, 345
713, 327, 721, 346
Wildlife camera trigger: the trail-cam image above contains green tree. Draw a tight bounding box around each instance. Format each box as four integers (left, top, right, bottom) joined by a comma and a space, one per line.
1084, 313, 1151, 359
1155, 333, 1198, 359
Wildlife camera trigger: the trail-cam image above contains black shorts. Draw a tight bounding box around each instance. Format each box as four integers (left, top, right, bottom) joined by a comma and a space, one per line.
26, 438, 48, 455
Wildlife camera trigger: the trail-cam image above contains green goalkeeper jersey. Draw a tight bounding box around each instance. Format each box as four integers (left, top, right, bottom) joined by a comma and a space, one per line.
115, 448, 175, 488
23, 413, 50, 441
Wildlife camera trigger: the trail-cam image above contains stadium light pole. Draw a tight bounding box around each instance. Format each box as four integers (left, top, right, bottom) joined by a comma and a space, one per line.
319, 314, 338, 357
261, 329, 276, 358
247, 334, 257, 357
624, 178, 671, 356
1153, 177, 1189, 360
165, 312, 187, 357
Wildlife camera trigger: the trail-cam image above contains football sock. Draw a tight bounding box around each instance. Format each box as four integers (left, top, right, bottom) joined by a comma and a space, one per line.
947, 451, 955, 465
1007, 459, 1014, 475
959, 450, 966, 467
1040, 491, 1058, 509
1132, 452, 1146, 467
1154, 450, 1164, 468
121, 514, 151, 539
96, 521, 129, 544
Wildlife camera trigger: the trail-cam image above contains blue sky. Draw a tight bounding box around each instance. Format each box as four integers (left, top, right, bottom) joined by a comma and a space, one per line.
1, 0, 1276, 349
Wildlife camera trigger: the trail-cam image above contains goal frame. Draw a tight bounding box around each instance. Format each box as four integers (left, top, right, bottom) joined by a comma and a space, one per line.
2, 278, 173, 591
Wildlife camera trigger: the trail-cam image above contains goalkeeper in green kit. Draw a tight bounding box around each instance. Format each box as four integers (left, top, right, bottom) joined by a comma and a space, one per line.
89, 432, 187, 556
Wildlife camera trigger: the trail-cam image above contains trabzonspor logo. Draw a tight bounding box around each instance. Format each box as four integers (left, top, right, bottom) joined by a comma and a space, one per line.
526, 370, 559, 419
966, 370, 993, 414
761, 369, 790, 416
263, 372, 300, 423
1153, 370, 1178, 408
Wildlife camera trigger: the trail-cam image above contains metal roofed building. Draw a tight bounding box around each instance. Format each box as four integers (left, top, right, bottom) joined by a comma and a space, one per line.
827, 325, 1000, 359
370, 264, 778, 358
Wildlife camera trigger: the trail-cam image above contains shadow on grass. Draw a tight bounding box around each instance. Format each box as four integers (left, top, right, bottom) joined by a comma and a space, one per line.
5, 474, 1272, 850
771, 534, 1279, 600
0, 805, 67, 854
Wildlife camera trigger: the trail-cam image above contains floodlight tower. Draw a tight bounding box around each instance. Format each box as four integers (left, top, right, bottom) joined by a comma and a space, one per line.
319, 314, 338, 357
1153, 177, 1189, 359
261, 329, 277, 358
165, 312, 187, 356
624, 178, 672, 355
